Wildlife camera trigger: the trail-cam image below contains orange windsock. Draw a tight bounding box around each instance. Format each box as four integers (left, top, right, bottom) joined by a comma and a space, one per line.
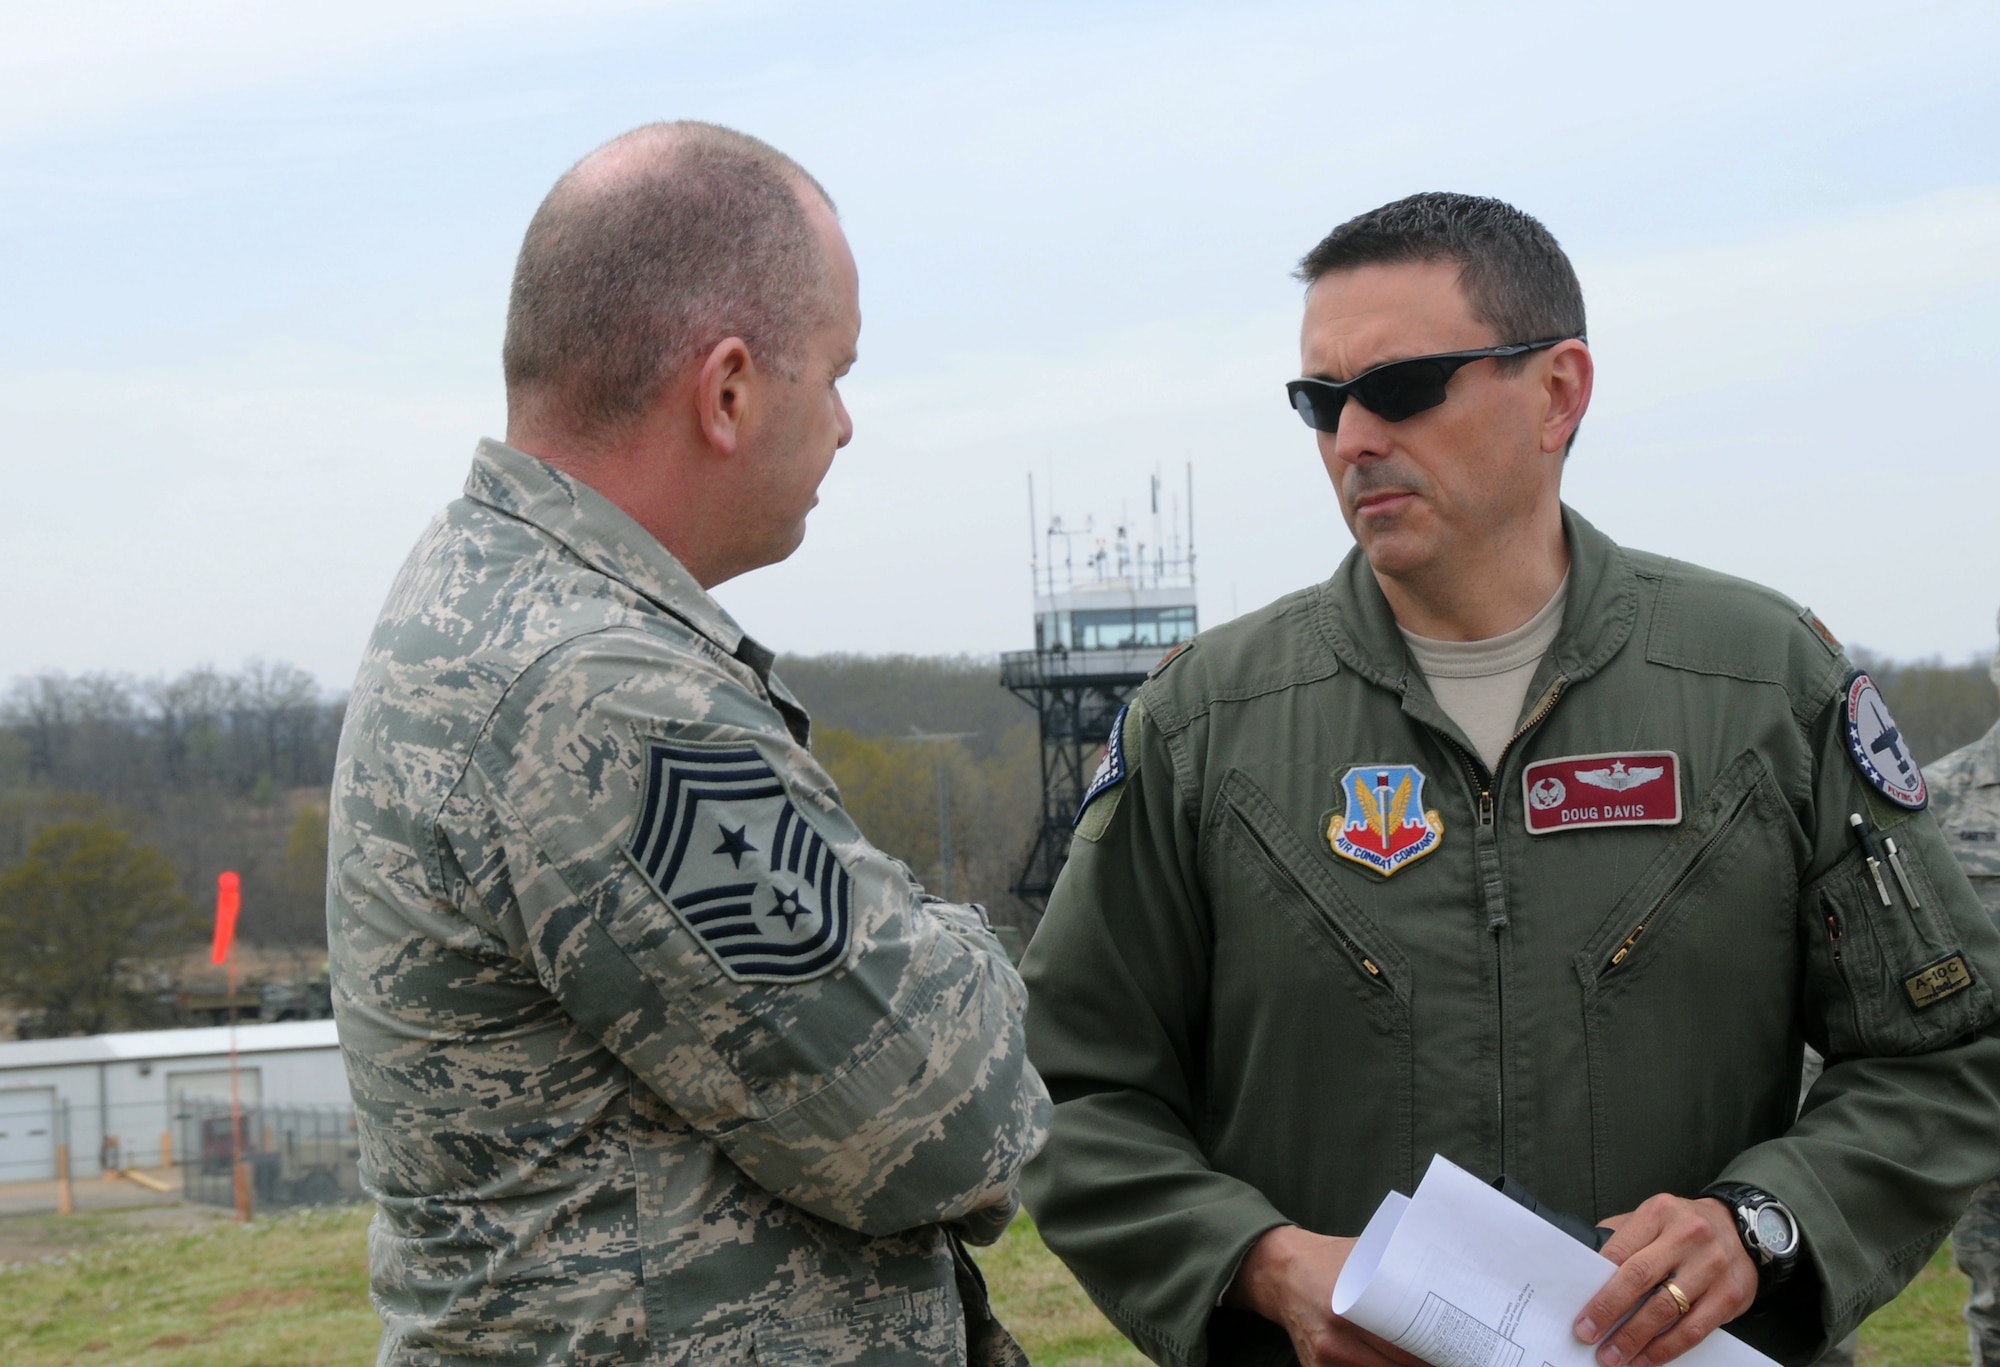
211, 871, 241, 965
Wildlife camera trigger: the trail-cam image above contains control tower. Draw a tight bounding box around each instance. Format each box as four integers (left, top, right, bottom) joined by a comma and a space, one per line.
1001, 468, 1197, 910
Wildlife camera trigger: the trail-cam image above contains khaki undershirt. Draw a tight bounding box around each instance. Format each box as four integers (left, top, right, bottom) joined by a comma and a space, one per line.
1399, 575, 1569, 772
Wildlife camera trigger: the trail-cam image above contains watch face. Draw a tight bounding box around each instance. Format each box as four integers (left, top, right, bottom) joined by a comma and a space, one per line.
1753, 1204, 1797, 1256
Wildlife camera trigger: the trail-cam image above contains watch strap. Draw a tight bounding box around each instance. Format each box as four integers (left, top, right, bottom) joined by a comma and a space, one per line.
1703, 1182, 1798, 1292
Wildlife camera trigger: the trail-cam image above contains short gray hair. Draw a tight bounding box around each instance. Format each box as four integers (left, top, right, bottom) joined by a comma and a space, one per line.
502, 122, 835, 441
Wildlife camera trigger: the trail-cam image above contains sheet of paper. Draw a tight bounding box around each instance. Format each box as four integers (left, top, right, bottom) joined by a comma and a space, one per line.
1331, 1155, 1776, 1367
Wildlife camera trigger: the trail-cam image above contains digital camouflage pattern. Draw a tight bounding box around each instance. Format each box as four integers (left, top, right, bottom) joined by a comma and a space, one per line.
1933, 698, 2000, 1367
1931, 718, 2000, 923
328, 439, 1050, 1365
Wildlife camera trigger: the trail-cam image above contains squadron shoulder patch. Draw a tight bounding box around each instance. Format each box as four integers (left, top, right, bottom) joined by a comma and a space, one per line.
1522, 751, 1682, 835
1842, 671, 1928, 810
626, 739, 852, 982
1327, 764, 1443, 876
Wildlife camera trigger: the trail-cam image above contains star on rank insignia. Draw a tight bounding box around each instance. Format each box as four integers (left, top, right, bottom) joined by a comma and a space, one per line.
625, 739, 853, 982
1842, 670, 1928, 809
1326, 763, 1444, 876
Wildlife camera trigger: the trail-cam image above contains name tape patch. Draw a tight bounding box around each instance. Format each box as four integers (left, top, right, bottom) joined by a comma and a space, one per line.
1843, 671, 1928, 810
1904, 953, 1974, 1010
1522, 751, 1682, 835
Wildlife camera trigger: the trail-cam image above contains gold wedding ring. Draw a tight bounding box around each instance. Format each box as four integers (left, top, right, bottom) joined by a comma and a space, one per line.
1663, 1279, 1692, 1317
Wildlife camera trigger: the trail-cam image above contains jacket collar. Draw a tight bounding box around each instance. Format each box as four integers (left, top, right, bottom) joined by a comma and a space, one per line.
1311, 503, 1639, 708
462, 438, 750, 657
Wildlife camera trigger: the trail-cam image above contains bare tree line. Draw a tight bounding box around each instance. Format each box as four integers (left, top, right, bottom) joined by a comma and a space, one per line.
0, 648, 1988, 974
0, 663, 344, 963
0, 660, 343, 798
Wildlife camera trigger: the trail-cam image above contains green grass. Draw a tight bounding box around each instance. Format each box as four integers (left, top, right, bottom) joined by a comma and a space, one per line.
0, 1203, 1970, 1366
0, 1204, 377, 1367
975, 1215, 1148, 1366
1858, 1242, 1971, 1367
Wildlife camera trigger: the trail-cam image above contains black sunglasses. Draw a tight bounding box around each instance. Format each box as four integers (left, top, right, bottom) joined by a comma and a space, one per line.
1285, 338, 1572, 434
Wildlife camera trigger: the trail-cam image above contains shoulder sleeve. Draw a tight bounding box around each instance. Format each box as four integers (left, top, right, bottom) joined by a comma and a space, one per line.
1020, 700, 1288, 1367
1718, 676, 2000, 1356
462, 627, 1049, 1237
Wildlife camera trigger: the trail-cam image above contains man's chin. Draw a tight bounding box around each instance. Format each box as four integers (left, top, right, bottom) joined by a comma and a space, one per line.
1353, 529, 1435, 579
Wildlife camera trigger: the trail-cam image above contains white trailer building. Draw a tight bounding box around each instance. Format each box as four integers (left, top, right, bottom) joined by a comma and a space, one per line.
0, 1020, 348, 1184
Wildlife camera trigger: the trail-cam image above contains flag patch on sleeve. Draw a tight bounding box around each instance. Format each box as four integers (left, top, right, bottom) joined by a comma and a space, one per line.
1074, 703, 1132, 829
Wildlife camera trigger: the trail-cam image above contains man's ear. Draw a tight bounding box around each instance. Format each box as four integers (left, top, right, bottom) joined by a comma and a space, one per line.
695, 336, 756, 458
1541, 340, 1593, 455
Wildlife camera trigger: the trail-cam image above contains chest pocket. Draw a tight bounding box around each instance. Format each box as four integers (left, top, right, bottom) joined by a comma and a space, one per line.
1205, 771, 1416, 1224
1214, 771, 1407, 1011
1573, 751, 1800, 1214
1575, 751, 1791, 993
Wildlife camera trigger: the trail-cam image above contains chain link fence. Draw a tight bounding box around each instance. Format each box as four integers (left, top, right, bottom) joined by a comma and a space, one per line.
180, 1102, 363, 1211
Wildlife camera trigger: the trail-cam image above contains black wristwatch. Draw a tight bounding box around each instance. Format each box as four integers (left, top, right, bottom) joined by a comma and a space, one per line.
1704, 1183, 1800, 1294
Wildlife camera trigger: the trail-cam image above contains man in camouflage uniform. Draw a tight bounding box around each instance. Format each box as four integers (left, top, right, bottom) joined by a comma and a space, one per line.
328, 122, 1050, 1365
1931, 618, 2000, 1367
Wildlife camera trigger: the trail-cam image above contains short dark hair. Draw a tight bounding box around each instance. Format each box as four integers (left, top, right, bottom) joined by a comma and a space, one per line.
503, 122, 835, 441
1296, 192, 1586, 355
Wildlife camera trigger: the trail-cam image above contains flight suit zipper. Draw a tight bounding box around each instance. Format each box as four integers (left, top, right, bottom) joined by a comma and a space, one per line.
1239, 817, 1394, 994
1603, 782, 1758, 974
1430, 675, 1568, 1170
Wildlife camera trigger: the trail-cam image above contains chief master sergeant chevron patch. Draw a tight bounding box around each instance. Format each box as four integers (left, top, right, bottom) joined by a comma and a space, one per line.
626, 738, 853, 982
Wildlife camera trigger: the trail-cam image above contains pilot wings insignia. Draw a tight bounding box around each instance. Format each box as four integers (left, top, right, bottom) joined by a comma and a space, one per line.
1327, 764, 1443, 877
1573, 761, 1665, 792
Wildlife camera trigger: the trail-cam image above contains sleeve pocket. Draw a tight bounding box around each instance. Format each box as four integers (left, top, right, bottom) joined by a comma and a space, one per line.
1804, 851, 1995, 1056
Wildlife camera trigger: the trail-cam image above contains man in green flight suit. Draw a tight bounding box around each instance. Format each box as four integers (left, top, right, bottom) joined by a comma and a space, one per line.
328, 123, 1048, 1364
1019, 193, 2000, 1367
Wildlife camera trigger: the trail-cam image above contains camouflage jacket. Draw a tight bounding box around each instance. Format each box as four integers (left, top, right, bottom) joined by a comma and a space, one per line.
328, 439, 1050, 1365
1931, 717, 2000, 922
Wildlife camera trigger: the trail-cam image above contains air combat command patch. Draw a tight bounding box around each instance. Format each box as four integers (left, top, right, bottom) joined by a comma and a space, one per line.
1326, 764, 1444, 876
626, 738, 853, 982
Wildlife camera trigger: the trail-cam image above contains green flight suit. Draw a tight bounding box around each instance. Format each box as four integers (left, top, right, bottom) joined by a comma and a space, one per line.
1020, 507, 2000, 1367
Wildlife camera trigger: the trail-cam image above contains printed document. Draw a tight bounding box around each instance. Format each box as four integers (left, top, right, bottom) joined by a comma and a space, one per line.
1330, 1155, 1776, 1367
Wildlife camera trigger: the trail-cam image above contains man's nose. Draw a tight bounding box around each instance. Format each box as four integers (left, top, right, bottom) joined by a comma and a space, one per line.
1326, 396, 1392, 465
834, 392, 854, 449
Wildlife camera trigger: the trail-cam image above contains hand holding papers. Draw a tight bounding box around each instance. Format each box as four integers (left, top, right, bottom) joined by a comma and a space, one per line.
1331, 1157, 1775, 1367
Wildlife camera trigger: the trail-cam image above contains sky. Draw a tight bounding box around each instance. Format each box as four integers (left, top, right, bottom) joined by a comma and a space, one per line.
2, 0, 1997, 693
